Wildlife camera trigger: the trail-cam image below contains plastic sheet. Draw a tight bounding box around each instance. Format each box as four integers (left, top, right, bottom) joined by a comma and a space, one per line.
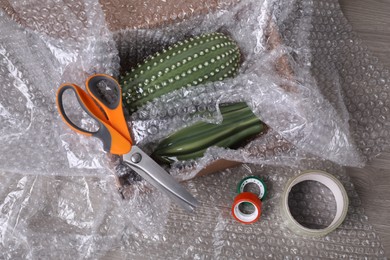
0, 0, 119, 176
1, 0, 389, 178
1, 0, 389, 258
127, 0, 389, 177
1, 160, 387, 259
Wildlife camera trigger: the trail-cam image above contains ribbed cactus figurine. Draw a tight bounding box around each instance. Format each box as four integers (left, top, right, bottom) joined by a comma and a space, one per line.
120, 32, 241, 112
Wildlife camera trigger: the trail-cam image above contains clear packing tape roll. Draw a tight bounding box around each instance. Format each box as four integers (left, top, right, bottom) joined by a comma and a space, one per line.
281, 170, 349, 237
0, 0, 389, 258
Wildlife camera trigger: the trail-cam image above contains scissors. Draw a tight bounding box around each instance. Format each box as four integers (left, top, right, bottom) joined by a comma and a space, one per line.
56, 74, 198, 212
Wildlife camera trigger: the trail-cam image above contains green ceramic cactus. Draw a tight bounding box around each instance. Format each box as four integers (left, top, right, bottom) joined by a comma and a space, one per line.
120, 32, 241, 112
152, 102, 266, 163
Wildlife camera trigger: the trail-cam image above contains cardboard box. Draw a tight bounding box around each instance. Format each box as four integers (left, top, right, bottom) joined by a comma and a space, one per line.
100, 0, 241, 30
99, 0, 294, 183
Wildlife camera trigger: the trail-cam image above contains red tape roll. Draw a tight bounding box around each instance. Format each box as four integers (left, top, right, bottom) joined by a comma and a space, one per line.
231, 192, 262, 224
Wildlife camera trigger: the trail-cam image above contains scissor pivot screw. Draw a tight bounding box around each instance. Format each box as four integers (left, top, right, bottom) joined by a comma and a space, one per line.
131, 153, 142, 163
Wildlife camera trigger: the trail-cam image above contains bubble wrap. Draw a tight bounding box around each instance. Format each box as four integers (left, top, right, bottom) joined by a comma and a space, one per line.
127, 0, 390, 176
1, 161, 387, 259
0, 0, 119, 176
0, 0, 389, 258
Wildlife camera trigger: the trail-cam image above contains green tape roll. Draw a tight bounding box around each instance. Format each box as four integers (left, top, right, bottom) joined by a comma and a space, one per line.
237, 176, 267, 200
281, 170, 349, 237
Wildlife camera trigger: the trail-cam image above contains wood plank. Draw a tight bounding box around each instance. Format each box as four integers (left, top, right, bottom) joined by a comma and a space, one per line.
339, 0, 390, 256
339, 0, 390, 69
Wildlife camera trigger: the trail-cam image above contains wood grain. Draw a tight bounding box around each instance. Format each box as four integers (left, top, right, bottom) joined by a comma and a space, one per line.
339, 0, 390, 256
346, 152, 390, 257
339, 0, 390, 69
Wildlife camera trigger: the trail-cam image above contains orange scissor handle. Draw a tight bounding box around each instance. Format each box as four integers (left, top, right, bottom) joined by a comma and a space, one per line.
85, 74, 132, 142
56, 76, 132, 155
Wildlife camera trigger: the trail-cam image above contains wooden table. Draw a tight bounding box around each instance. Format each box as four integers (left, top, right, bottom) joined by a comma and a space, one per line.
2, 0, 389, 258
340, 0, 390, 256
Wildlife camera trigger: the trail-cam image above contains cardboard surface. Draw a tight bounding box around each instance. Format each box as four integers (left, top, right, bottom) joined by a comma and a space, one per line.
100, 0, 241, 30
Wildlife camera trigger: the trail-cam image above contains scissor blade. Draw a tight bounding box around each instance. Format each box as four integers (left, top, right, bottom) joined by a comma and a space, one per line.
123, 146, 199, 212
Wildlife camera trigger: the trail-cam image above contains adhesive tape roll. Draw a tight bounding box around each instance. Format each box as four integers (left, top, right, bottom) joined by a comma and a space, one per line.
237, 176, 267, 200
232, 192, 262, 224
281, 170, 349, 237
